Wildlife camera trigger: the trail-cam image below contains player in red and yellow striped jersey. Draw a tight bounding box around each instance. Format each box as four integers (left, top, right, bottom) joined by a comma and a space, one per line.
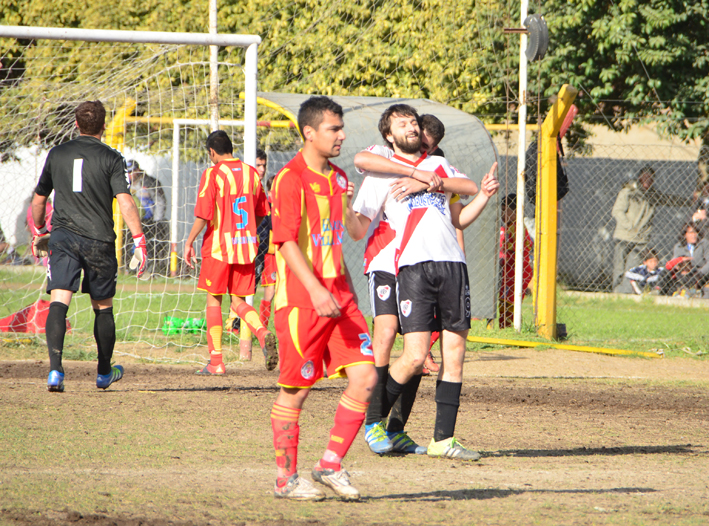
269, 97, 377, 502
184, 131, 278, 375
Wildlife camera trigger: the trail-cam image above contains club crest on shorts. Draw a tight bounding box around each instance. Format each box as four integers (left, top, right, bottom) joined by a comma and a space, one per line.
270, 271, 277, 281
301, 360, 315, 380
400, 299, 412, 317
376, 284, 391, 301
336, 174, 347, 190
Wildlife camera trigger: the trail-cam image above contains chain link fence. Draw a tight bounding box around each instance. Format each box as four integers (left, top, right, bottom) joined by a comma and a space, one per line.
497, 140, 706, 331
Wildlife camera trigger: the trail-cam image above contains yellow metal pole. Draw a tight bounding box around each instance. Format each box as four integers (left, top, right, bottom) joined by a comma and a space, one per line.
466, 335, 663, 359
238, 92, 302, 140
533, 85, 577, 340
105, 98, 137, 269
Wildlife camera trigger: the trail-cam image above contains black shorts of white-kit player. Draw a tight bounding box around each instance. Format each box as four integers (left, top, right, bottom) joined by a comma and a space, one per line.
47, 228, 118, 301
367, 271, 399, 317
396, 261, 471, 334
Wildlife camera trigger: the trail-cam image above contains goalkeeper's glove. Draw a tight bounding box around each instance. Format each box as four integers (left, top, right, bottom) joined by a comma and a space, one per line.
129, 233, 148, 277
31, 223, 50, 259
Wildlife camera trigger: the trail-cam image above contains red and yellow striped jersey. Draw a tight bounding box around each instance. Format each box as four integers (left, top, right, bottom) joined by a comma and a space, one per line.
195, 157, 269, 264
271, 151, 353, 311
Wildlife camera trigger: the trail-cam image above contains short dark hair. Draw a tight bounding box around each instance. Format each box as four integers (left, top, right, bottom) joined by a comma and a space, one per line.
501, 193, 517, 210
420, 114, 445, 145
75, 101, 106, 135
378, 104, 419, 147
256, 148, 267, 161
637, 165, 655, 180
640, 247, 658, 262
205, 130, 233, 155
298, 96, 343, 136
680, 222, 700, 241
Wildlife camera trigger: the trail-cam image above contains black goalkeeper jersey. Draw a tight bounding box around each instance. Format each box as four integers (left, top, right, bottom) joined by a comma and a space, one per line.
35, 135, 130, 243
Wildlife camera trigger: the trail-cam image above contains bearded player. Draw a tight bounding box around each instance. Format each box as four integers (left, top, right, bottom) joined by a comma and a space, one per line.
269, 96, 377, 501
347, 104, 498, 461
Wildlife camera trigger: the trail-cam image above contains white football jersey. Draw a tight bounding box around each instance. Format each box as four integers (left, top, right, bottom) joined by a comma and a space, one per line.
354, 151, 468, 273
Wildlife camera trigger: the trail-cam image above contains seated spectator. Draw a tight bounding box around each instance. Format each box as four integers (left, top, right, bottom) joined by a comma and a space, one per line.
624, 248, 665, 295
665, 222, 709, 297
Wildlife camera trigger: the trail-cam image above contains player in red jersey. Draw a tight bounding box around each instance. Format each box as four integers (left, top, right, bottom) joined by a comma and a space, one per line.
269, 96, 377, 501
184, 131, 278, 374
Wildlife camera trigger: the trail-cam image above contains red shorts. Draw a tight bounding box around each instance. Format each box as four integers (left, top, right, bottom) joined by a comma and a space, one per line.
275, 301, 374, 388
198, 257, 255, 296
261, 253, 277, 287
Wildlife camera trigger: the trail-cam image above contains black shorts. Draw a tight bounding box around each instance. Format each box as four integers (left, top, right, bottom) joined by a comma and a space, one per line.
47, 228, 118, 301
396, 261, 471, 334
367, 271, 399, 317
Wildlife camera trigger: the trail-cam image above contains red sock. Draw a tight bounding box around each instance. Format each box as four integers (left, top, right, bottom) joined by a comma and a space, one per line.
272, 404, 300, 484
206, 306, 223, 365
320, 393, 368, 471
235, 302, 269, 346
429, 331, 440, 350
259, 299, 272, 328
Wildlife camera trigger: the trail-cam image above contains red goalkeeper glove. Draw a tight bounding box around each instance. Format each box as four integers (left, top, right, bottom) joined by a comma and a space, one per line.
31, 223, 50, 258
129, 233, 148, 277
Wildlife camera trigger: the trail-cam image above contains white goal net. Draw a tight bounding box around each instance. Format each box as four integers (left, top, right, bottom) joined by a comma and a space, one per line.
0, 28, 302, 364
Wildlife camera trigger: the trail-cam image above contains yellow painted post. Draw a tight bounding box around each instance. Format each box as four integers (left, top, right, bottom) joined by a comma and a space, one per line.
104, 99, 137, 268
533, 85, 577, 340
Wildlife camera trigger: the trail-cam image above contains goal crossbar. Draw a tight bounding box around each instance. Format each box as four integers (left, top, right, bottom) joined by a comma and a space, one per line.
0, 25, 260, 47
0, 24, 260, 166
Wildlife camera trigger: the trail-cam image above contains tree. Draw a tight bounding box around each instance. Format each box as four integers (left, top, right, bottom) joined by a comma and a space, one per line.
536, 0, 709, 144
0, 0, 515, 151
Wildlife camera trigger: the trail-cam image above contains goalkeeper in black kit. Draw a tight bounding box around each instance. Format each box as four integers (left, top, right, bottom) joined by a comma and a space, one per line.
31, 100, 147, 392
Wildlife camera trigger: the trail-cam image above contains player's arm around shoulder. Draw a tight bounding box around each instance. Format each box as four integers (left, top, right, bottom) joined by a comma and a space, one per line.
455, 162, 500, 230
354, 147, 442, 190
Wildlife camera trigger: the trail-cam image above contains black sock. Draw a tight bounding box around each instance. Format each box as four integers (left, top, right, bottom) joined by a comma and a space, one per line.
434, 381, 462, 442
388, 374, 423, 433
381, 375, 405, 419
365, 365, 389, 425
46, 302, 69, 373
94, 307, 116, 375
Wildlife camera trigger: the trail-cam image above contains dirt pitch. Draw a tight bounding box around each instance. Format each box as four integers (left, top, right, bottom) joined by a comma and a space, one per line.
1, 347, 708, 526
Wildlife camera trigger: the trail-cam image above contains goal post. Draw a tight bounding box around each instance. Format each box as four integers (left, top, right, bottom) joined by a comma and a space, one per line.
0, 24, 274, 362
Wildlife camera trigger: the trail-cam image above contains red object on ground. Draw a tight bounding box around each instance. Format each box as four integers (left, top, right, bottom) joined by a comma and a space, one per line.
0, 299, 70, 333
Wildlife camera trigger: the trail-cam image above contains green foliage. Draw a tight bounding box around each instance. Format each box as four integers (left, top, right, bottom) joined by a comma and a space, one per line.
538, 0, 709, 142
0, 0, 515, 152
2, 0, 708, 145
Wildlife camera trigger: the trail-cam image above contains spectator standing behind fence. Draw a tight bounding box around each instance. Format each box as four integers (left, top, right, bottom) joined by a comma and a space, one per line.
126, 160, 169, 277
624, 248, 666, 295
691, 182, 709, 239
611, 165, 692, 294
